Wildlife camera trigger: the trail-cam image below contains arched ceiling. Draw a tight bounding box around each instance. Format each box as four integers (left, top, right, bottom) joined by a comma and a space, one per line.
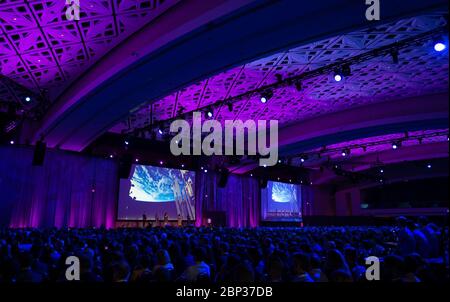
109, 11, 449, 173
111, 13, 448, 133
0, 0, 448, 163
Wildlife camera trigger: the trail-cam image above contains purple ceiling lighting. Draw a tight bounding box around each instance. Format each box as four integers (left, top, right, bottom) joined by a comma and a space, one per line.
301, 129, 449, 165
0, 0, 179, 102
111, 13, 448, 134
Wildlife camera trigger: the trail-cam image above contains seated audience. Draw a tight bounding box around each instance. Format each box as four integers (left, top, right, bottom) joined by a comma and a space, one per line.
0, 218, 447, 283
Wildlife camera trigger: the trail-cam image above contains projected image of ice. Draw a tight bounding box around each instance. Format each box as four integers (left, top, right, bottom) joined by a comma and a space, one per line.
118, 165, 196, 221
272, 182, 297, 203
130, 166, 195, 202
261, 181, 302, 222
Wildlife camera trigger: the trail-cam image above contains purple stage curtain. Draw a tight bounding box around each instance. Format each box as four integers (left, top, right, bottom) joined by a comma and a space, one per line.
195, 172, 260, 227
301, 185, 314, 217
0, 146, 118, 228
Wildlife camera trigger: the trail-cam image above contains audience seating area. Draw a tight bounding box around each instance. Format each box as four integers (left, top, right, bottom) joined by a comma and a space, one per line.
1, 217, 448, 283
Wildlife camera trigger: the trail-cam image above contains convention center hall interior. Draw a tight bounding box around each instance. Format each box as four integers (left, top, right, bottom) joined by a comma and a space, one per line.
0, 0, 448, 284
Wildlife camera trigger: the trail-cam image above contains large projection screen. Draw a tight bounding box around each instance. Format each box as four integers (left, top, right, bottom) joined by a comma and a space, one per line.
261, 181, 302, 222
118, 165, 196, 221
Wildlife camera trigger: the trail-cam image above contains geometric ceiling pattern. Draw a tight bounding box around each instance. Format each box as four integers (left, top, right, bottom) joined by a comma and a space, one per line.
110, 12, 448, 134
0, 0, 178, 111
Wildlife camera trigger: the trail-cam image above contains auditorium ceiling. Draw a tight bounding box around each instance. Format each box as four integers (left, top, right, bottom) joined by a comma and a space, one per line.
291, 129, 449, 168
0, 1, 448, 165
0, 0, 178, 112
109, 12, 448, 134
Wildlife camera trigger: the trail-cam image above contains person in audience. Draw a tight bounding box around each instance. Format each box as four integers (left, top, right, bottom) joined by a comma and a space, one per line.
153, 249, 174, 274
309, 253, 328, 282
266, 256, 285, 282
291, 253, 314, 282
401, 254, 422, 282
396, 217, 416, 256
344, 247, 366, 281
111, 261, 130, 282
79, 252, 103, 282
16, 252, 44, 283
409, 221, 430, 258
180, 247, 211, 282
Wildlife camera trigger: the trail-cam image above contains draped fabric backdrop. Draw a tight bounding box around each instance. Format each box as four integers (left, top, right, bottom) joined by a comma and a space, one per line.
0, 146, 118, 228
301, 185, 314, 217
1, 146, 306, 228
195, 172, 260, 227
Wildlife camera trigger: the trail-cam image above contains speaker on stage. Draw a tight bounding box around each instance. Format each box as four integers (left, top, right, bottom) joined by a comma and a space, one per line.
119, 154, 133, 179
217, 168, 229, 188
32, 141, 47, 166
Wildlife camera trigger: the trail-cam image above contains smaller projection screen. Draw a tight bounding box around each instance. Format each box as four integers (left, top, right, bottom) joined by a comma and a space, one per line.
118, 165, 196, 221
261, 181, 302, 222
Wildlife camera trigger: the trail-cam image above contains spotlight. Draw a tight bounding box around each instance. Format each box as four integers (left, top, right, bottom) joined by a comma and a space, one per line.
109, 154, 114, 158
334, 73, 343, 82
380, 169, 384, 173
427, 164, 432, 169
341, 149, 350, 157
25, 96, 31, 102
204, 169, 208, 173
181, 164, 185, 168
158, 128, 163, 135
334, 65, 350, 82
159, 161, 163, 165
434, 41, 446, 52
260, 90, 273, 103
300, 155, 307, 163
135, 159, 139, 162
206, 109, 213, 118
124, 140, 129, 146
10, 140, 14, 145
392, 141, 401, 150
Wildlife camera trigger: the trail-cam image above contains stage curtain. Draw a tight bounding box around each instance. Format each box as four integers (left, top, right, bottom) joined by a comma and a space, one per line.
301, 184, 314, 216
0, 146, 118, 228
195, 172, 260, 227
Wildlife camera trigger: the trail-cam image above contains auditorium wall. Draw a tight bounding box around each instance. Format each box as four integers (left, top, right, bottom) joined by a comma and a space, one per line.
335, 186, 448, 217
195, 172, 260, 228
0, 145, 118, 228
